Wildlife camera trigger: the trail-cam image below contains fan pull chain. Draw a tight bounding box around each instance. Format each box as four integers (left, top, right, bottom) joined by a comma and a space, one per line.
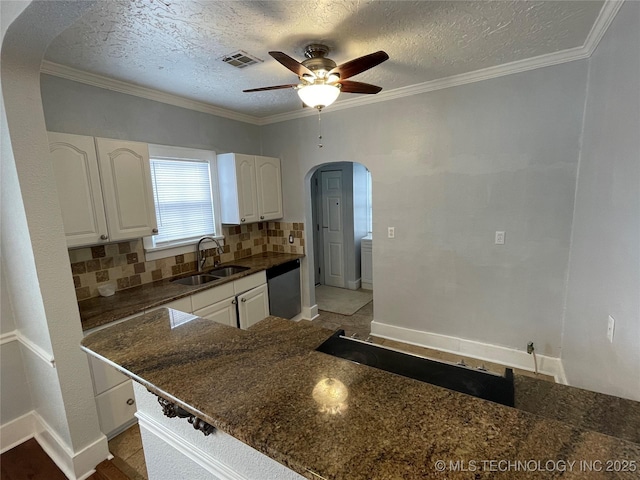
317, 108, 323, 148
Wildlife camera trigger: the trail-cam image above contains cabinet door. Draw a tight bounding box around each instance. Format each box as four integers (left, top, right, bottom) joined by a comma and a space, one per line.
255, 156, 283, 221
48, 132, 108, 247
193, 297, 238, 327
95, 138, 158, 241
237, 283, 269, 330
95, 380, 137, 438
235, 154, 259, 224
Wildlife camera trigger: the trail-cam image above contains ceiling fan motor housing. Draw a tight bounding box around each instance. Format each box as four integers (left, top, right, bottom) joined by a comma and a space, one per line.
302, 44, 337, 79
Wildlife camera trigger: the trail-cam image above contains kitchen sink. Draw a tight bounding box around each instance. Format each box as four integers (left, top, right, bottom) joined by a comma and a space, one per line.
207, 265, 250, 277
171, 274, 221, 286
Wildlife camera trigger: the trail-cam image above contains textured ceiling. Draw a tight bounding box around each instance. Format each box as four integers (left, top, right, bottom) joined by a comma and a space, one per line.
44, 1, 605, 117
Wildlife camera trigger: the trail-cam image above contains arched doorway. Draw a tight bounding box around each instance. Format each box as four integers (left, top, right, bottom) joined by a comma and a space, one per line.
306, 162, 374, 338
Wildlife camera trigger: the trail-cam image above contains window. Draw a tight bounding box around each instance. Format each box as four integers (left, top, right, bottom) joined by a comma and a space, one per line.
143, 145, 221, 257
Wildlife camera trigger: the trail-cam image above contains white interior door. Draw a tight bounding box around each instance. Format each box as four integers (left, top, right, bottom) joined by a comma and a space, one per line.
321, 170, 345, 288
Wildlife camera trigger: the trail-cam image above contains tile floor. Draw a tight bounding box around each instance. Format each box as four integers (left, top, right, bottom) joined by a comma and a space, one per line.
108, 424, 148, 480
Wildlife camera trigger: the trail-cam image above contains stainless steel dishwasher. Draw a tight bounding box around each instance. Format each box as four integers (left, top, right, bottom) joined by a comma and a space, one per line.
266, 259, 301, 319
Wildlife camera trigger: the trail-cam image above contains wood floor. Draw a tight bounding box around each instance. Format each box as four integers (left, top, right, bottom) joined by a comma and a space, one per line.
1, 438, 129, 480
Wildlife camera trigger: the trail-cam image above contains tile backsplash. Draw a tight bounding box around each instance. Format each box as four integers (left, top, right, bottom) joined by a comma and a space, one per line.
70, 222, 304, 300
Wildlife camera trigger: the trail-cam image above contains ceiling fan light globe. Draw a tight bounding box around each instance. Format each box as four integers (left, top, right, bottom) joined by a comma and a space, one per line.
297, 84, 340, 109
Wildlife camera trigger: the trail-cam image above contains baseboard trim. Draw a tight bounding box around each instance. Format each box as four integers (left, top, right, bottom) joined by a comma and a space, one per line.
1, 411, 109, 479
34, 411, 109, 480
136, 411, 249, 480
361, 282, 373, 291
0, 412, 35, 453
370, 321, 566, 384
301, 304, 319, 321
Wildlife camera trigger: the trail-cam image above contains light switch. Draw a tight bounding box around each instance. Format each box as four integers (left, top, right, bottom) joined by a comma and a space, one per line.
388, 227, 395, 238
495, 231, 505, 245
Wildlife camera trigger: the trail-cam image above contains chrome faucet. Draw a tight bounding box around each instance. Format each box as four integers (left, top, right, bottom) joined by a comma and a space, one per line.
197, 236, 224, 271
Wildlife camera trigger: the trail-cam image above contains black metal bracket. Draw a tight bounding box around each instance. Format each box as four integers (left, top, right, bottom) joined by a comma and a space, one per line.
156, 396, 215, 436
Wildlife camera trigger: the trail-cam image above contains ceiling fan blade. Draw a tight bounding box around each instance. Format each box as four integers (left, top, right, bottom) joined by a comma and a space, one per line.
243, 84, 298, 92
269, 51, 315, 78
329, 51, 389, 80
338, 80, 382, 94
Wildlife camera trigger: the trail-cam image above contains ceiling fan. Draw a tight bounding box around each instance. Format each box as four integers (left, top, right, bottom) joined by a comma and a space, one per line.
243, 44, 389, 110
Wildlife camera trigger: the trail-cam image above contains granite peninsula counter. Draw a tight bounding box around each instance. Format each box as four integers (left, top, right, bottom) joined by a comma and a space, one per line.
82, 309, 640, 480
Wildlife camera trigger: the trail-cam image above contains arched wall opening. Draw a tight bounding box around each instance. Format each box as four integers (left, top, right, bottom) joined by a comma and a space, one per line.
302, 161, 374, 335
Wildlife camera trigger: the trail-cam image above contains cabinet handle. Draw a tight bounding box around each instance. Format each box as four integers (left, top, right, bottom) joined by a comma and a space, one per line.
241, 298, 247, 303
152, 228, 158, 234
241, 218, 245, 223
231, 299, 237, 305
260, 215, 264, 220
126, 398, 135, 406
100, 234, 109, 240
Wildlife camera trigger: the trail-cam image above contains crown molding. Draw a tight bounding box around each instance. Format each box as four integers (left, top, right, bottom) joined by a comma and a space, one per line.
583, 0, 624, 56
40, 61, 262, 125
40, 0, 623, 127
261, 44, 592, 125
260, 0, 624, 125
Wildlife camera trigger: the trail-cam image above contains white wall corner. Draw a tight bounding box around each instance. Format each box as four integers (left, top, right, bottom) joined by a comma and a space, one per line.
301, 304, 319, 321
32, 412, 109, 480
346, 279, 362, 291
0, 411, 35, 454
370, 320, 566, 382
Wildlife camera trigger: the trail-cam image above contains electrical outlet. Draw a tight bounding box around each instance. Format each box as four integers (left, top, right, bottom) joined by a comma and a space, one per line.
388, 227, 395, 238
607, 315, 615, 343
495, 231, 505, 245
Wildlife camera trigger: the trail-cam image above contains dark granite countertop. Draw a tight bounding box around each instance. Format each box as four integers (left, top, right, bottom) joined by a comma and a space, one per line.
79, 252, 304, 331
82, 310, 640, 480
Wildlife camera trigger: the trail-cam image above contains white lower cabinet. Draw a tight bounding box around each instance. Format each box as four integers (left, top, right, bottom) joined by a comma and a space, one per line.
237, 283, 269, 330
95, 380, 137, 438
193, 298, 237, 327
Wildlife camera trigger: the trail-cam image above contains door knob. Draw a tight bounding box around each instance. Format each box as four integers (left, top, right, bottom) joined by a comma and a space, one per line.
241, 218, 246, 223
260, 215, 264, 220
126, 398, 135, 406
100, 234, 108, 240
231, 299, 237, 305
152, 228, 158, 234
241, 298, 247, 303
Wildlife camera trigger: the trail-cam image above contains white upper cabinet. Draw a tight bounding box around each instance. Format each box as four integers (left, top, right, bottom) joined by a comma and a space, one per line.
218, 153, 283, 224
255, 156, 284, 221
49, 132, 109, 247
95, 137, 158, 242
48, 133, 158, 247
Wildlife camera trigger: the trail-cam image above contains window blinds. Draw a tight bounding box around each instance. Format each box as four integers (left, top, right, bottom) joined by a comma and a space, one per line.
150, 158, 215, 243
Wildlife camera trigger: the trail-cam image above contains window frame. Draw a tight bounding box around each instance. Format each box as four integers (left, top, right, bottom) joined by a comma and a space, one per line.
143, 144, 223, 261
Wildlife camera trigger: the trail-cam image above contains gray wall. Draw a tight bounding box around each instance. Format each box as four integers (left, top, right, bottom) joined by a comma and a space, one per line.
562, 2, 640, 401
0, 259, 33, 425
261, 60, 588, 356
41, 75, 261, 154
